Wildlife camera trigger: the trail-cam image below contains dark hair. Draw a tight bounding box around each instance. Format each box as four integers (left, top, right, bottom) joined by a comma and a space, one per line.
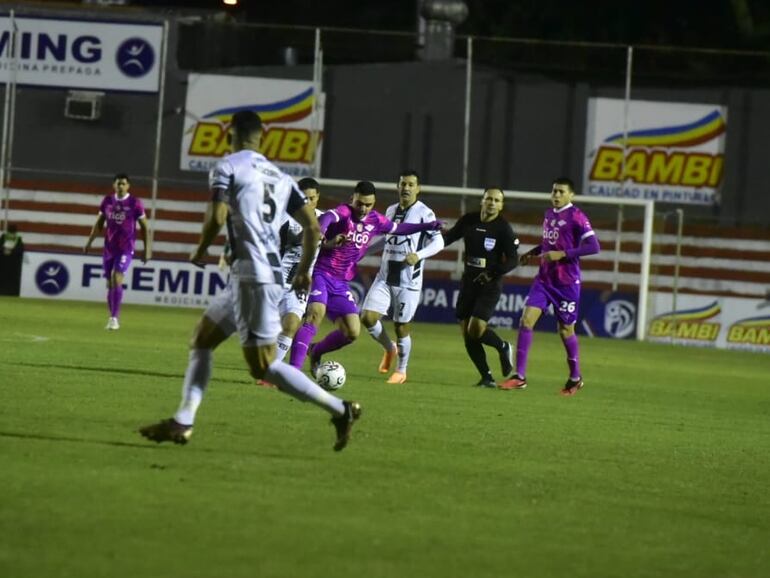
230, 110, 263, 140
399, 168, 420, 183
114, 173, 130, 183
297, 177, 320, 192
354, 180, 376, 196
483, 187, 505, 199
553, 177, 576, 192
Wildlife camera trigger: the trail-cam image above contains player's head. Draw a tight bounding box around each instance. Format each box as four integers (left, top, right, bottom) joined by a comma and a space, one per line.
480, 187, 504, 221
229, 111, 263, 152
298, 177, 320, 211
351, 180, 376, 221
397, 169, 421, 208
113, 173, 130, 196
551, 177, 576, 209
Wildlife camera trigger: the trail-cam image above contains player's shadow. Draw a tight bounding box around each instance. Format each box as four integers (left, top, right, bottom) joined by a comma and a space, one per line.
0, 430, 157, 450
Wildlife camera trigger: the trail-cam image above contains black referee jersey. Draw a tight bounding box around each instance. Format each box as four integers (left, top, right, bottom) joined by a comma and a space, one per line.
442, 212, 520, 282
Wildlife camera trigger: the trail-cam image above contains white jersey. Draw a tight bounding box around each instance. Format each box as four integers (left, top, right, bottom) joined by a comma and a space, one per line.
375, 200, 444, 290
279, 207, 323, 288
209, 150, 306, 283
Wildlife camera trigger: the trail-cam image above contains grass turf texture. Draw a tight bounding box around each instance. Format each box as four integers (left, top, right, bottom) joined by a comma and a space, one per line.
0, 297, 768, 578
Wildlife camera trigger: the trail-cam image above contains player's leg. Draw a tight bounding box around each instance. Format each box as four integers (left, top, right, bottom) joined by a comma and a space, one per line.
463, 317, 495, 387
308, 282, 361, 374
386, 287, 419, 383
361, 280, 397, 373
139, 286, 236, 444
276, 289, 305, 362
500, 280, 547, 390
108, 254, 132, 327
237, 283, 361, 451
553, 285, 583, 395
102, 253, 118, 329
289, 273, 330, 369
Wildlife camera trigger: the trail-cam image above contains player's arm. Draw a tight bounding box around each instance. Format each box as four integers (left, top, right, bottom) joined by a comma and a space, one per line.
137, 216, 150, 263
406, 228, 445, 266
391, 220, 442, 236
440, 214, 467, 247
289, 204, 321, 295
83, 214, 106, 253
558, 232, 601, 261
317, 209, 345, 248
191, 197, 228, 267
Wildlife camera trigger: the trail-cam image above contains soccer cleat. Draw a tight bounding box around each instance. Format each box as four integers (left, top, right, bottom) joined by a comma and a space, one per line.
476, 375, 497, 388
331, 401, 362, 451
386, 371, 407, 384
309, 344, 321, 378
560, 377, 584, 396
378, 344, 398, 374
499, 341, 513, 377
139, 418, 193, 445
105, 317, 120, 330
498, 375, 528, 390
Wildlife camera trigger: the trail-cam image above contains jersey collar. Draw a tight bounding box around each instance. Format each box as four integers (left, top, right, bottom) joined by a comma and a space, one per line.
553, 202, 573, 213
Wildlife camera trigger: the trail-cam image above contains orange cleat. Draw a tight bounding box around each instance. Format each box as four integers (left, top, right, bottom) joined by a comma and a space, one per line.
386, 371, 407, 384
378, 344, 398, 374
498, 375, 528, 390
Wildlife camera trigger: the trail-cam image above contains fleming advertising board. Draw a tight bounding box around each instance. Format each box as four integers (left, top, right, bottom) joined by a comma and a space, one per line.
20, 252, 227, 309
180, 74, 324, 176
0, 15, 162, 92
584, 98, 727, 205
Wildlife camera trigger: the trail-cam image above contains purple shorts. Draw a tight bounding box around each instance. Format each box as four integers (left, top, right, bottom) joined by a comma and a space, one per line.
308, 271, 359, 321
525, 277, 581, 325
103, 252, 133, 277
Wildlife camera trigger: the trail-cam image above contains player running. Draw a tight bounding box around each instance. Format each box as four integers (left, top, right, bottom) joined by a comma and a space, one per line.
139, 111, 361, 452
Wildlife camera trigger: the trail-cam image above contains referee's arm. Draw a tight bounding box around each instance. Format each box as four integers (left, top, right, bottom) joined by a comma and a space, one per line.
489, 225, 520, 278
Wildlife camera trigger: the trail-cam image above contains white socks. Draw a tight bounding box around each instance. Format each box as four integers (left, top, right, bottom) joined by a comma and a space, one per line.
396, 335, 411, 372
367, 320, 394, 351
264, 360, 344, 416
275, 334, 293, 362
174, 348, 213, 426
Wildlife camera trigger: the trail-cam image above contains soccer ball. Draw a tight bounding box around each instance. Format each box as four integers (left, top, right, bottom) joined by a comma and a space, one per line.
316, 361, 346, 391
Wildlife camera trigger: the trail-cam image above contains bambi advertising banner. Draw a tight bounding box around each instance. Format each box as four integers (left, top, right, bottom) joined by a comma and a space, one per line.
648, 292, 770, 353
180, 74, 324, 176
584, 98, 727, 205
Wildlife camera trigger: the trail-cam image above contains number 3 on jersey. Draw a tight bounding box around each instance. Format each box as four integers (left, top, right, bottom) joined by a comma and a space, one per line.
261, 182, 276, 223
559, 300, 576, 313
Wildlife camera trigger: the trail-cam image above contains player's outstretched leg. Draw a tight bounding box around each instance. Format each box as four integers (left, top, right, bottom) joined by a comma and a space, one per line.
263, 360, 362, 451
290, 322, 317, 369
386, 335, 411, 384
367, 320, 397, 374
500, 327, 532, 390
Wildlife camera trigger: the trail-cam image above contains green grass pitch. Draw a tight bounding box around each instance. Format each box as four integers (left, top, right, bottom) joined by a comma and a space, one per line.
1, 296, 768, 578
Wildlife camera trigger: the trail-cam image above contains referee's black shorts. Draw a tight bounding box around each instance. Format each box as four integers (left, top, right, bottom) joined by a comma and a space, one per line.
455, 274, 502, 322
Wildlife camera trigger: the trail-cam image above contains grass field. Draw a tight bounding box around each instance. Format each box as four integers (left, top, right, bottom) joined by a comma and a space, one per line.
1, 296, 769, 578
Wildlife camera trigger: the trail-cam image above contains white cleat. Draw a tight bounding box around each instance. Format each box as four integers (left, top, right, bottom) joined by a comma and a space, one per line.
105, 317, 120, 330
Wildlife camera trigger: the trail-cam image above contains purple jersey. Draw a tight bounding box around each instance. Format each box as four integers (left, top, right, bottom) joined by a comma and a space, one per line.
537, 204, 595, 286
99, 194, 145, 256
314, 204, 396, 281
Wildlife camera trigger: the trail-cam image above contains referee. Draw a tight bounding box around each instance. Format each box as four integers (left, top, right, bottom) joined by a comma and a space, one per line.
442, 188, 520, 387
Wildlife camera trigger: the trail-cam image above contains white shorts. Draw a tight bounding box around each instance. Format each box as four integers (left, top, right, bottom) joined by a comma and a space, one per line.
361, 279, 420, 323
202, 284, 237, 338
279, 286, 308, 319
215, 277, 282, 347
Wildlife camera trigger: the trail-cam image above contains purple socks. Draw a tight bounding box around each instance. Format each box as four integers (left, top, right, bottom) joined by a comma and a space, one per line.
290, 322, 317, 368
562, 334, 581, 379
515, 327, 533, 378
107, 285, 123, 318
312, 329, 352, 358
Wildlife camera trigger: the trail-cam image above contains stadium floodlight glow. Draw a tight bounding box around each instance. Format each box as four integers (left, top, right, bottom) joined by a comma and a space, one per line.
222, 0, 238, 6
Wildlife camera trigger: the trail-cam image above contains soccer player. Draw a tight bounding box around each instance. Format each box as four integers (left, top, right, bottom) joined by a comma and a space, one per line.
289, 180, 442, 375
274, 177, 324, 363
360, 169, 444, 384
139, 110, 362, 452
442, 188, 520, 387
499, 177, 600, 396
83, 174, 149, 330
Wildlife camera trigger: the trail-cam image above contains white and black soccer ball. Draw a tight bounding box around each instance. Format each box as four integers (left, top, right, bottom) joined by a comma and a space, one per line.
316, 361, 346, 391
